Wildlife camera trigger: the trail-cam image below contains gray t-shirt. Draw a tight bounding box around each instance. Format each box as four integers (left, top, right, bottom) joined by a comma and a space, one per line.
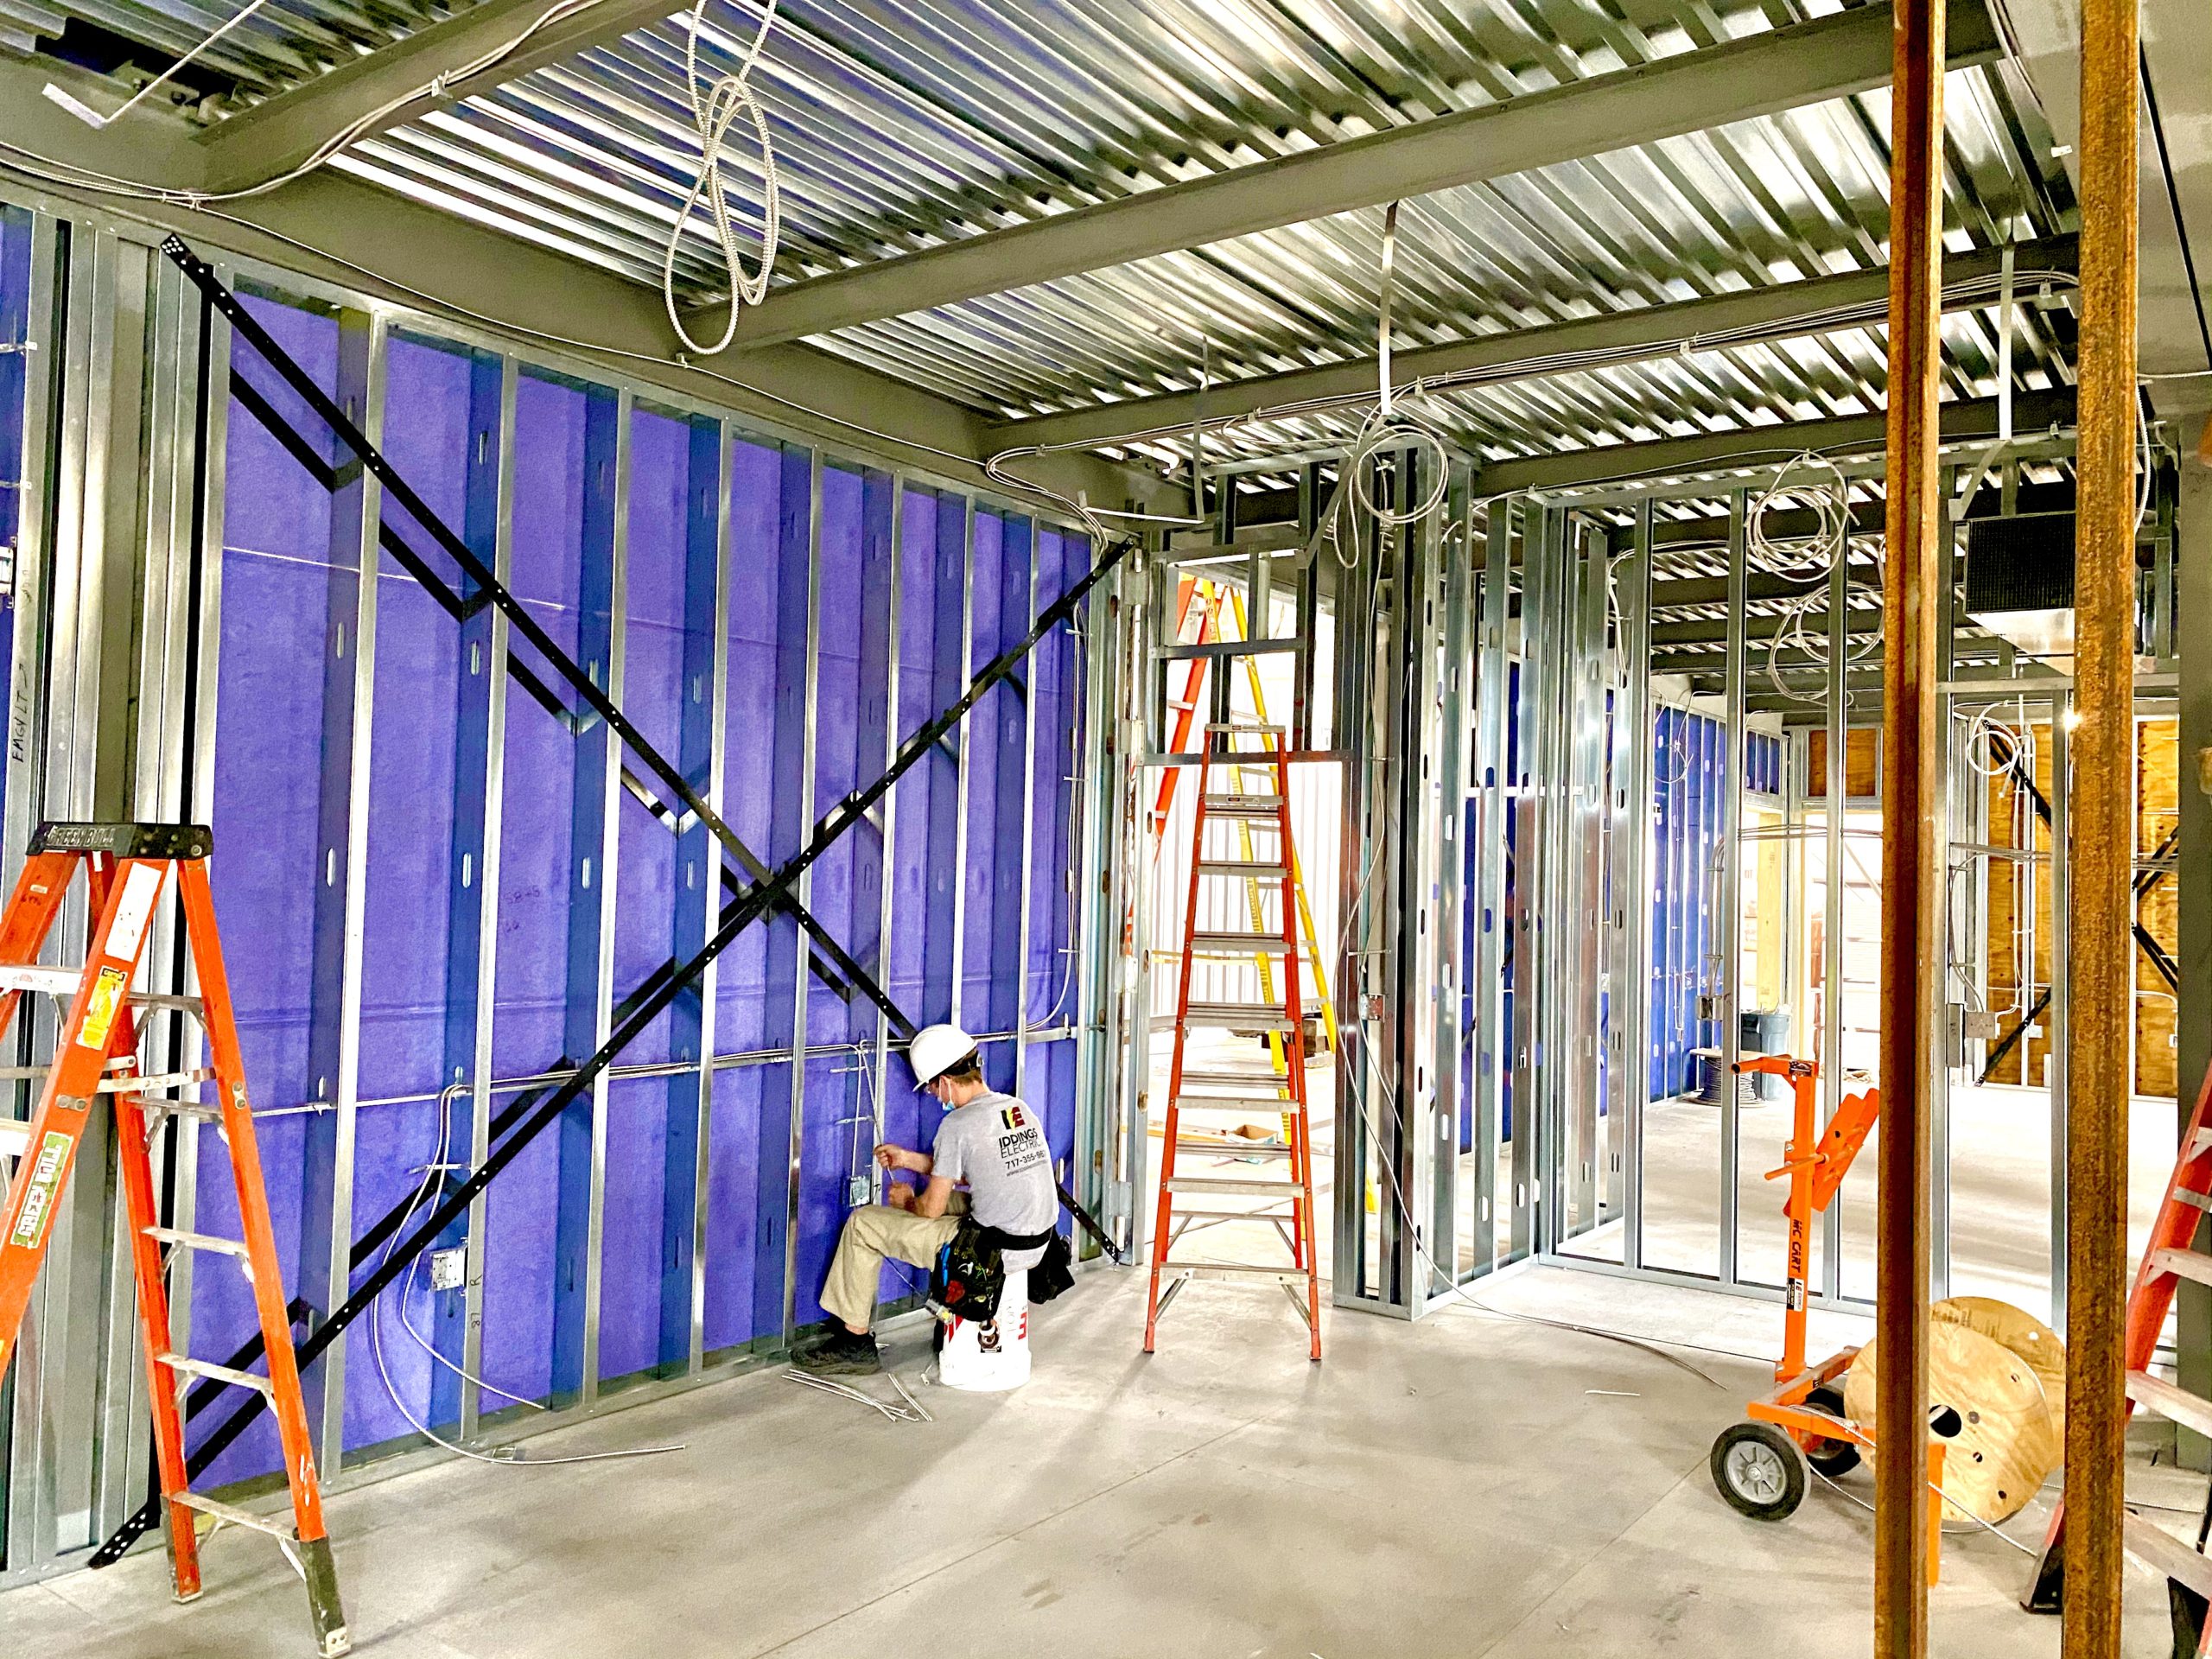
931, 1090, 1058, 1269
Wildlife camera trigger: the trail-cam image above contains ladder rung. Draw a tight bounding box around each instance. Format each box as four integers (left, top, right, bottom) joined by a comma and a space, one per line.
1204, 722, 1286, 735
158, 1353, 273, 1395
1196, 859, 1287, 877
1160, 639, 1301, 660
1186, 931, 1292, 956
1158, 1262, 1309, 1281
2125, 1508, 2212, 1601
171, 1490, 299, 1541
1173, 1095, 1293, 1113
1166, 1176, 1306, 1198
1182, 1002, 1297, 1030
100, 1068, 217, 1094
2150, 1247, 2212, 1290
2126, 1369, 2212, 1439
0, 1119, 27, 1160
1167, 698, 1198, 711
2193, 1127, 2212, 1157
0, 967, 202, 1018
1202, 795, 1283, 815
1179, 1066, 1295, 1086
144, 1225, 251, 1259
1173, 1138, 1292, 1159
1164, 1207, 1300, 1221
2176, 1188, 2212, 1213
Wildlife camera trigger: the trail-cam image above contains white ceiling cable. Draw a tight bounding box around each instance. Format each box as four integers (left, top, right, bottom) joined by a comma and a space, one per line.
663, 0, 783, 357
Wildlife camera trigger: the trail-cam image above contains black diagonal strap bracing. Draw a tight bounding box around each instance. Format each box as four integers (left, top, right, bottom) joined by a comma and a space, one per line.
168, 235, 899, 1029
226, 367, 868, 1012
91, 383, 1134, 1560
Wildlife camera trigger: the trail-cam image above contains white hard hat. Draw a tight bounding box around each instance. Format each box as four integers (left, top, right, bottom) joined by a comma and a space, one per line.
907, 1023, 979, 1091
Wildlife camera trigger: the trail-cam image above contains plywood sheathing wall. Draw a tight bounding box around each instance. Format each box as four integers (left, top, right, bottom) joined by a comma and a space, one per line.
1981, 716, 2178, 1096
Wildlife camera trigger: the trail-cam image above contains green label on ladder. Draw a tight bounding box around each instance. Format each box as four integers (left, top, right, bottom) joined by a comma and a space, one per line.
10, 1131, 73, 1247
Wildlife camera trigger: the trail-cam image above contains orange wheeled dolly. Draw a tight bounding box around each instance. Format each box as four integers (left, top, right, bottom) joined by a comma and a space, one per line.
1705, 1054, 1949, 1583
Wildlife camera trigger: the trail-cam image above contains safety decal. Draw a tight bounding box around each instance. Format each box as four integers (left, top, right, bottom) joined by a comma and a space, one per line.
77, 965, 127, 1051
10, 1130, 73, 1248
105, 862, 165, 962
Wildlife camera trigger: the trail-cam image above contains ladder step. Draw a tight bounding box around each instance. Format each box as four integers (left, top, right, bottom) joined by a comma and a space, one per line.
0, 966, 202, 1017
1173, 1095, 1294, 1113
2193, 1127, 2212, 1158
1186, 931, 1292, 956
1173, 1137, 1292, 1158
2176, 1188, 2212, 1214
1158, 1262, 1309, 1281
1182, 1002, 1297, 1030
1195, 859, 1288, 877
2124, 1508, 2212, 1601
171, 1490, 300, 1541
1202, 795, 1284, 815
101, 1068, 217, 1095
1166, 1176, 1306, 1198
158, 1353, 274, 1395
0, 1119, 27, 1160
1178, 1067, 1295, 1088
144, 1225, 251, 1259
2149, 1247, 2212, 1290
1161, 639, 1300, 660
2126, 1369, 2212, 1439
1204, 722, 1286, 735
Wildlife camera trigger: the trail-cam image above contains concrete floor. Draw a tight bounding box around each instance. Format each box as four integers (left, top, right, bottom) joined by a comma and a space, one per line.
0, 1267, 2176, 1658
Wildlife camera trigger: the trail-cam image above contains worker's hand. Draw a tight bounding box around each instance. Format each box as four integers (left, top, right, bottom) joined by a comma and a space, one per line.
884, 1183, 915, 1211
873, 1142, 910, 1173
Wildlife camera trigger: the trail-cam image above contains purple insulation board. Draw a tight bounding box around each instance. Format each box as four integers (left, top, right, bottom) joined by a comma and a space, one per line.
480, 370, 593, 1409
203, 294, 343, 1487
205, 306, 1094, 1429
343, 333, 474, 1452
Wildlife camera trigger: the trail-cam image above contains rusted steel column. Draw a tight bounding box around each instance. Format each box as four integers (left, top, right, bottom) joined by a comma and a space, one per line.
2065, 0, 2139, 1644
1877, 0, 1944, 1649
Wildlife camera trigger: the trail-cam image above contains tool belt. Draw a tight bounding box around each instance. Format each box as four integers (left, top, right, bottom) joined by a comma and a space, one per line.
929, 1217, 1070, 1325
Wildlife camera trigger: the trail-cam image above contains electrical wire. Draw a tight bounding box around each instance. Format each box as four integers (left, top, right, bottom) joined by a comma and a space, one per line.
369, 1104, 686, 1467
784, 1368, 932, 1421
661, 0, 780, 357
1806, 1461, 2037, 1555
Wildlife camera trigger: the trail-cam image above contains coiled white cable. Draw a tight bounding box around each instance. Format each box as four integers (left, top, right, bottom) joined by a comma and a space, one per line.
1748, 451, 1853, 581
662, 0, 783, 357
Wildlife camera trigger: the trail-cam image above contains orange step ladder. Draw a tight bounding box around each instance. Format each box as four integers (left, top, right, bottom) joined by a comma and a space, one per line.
1143, 725, 1322, 1360
2024, 1067, 2212, 1639
0, 822, 349, 1656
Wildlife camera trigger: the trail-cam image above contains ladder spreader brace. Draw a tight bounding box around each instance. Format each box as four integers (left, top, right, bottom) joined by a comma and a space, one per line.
97, 242, 1135, 1567
0, 823, 350, 1656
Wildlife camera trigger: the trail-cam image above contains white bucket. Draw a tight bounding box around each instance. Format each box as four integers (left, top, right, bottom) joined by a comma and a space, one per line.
938, 1268, 1031, 1392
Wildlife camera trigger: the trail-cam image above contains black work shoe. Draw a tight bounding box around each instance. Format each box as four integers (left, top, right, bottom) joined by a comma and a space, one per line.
794, 1329, 881, 1376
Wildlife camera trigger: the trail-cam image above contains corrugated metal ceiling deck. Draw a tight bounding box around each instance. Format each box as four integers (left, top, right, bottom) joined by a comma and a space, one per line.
6, 0, 2082, 477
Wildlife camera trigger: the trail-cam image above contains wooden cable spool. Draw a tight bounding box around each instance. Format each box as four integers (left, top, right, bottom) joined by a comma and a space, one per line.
1843, 1305, 2063, 1523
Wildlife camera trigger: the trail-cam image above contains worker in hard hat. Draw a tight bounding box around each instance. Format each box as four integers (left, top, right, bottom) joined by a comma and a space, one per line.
798, 1022, 1058, 1376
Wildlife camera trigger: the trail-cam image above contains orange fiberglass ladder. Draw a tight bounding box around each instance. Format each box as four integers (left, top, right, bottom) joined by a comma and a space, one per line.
0, 823, 349, 1657
2024, 1067, 2212, 1641
1143, 718, 1323, 1361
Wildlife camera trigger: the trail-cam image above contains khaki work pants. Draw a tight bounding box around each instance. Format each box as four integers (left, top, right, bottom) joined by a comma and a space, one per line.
819, 1195, 965, 1330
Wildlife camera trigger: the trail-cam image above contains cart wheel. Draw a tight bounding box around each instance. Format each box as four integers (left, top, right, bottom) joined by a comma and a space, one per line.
1711, 1421, 1807, 1521
1802, 1386, 1860, 1477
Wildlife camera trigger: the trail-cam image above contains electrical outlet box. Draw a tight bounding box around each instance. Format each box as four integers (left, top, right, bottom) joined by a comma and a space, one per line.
429, 1247, 467, 1293
847, 1175, 873, 1208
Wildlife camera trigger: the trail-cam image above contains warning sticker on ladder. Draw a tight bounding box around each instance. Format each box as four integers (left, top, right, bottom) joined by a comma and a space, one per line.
77, 966, 127, 1051
105, 863, 165, 963
10, 1130, 72, 1247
